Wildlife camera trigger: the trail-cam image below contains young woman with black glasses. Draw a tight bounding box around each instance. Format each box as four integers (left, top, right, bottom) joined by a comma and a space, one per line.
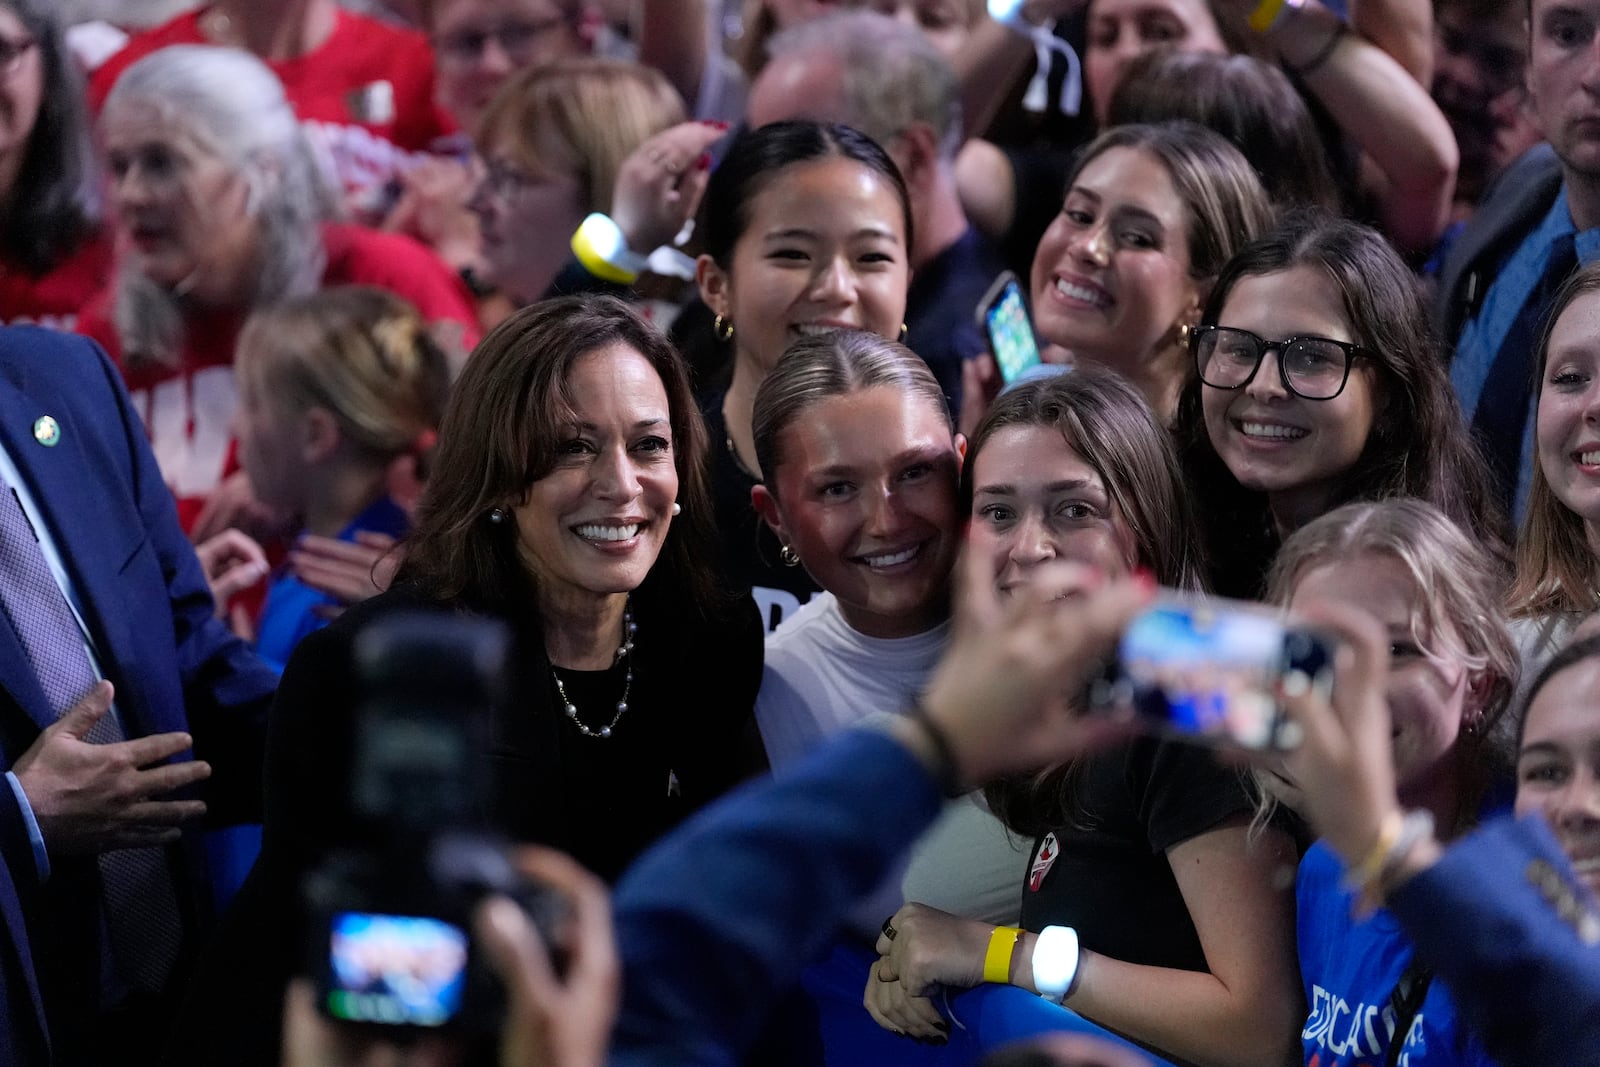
1174, 210, 1506, 598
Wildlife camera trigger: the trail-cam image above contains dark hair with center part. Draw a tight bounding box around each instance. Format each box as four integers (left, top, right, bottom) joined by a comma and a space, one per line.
1174, 209, 1507, 597
400, 294, 722, 613
698, 119, 913, 270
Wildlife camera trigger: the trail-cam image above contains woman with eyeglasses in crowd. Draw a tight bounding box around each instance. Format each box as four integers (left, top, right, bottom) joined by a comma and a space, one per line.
1175, 210, 1505, 598
465, 56, 686, 322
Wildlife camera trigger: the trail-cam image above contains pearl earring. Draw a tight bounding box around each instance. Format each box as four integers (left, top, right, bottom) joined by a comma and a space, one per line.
671, 502, 682, 516
489, 507, 506, 524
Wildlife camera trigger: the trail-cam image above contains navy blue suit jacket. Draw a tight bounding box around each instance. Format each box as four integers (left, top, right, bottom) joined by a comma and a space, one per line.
1389, 815, 1600, 1066
0, 327, 277, 1063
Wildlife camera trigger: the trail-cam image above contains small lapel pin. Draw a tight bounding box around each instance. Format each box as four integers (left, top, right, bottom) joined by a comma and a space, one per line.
32, 416, 59, 447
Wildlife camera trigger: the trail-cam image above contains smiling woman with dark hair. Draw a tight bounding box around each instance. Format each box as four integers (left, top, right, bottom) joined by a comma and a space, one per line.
283, 294, 760, 883
693, 119, 915, 628
1175, 209, 1506, 598
0, 0, 112, 330
175, 294, 763, 1066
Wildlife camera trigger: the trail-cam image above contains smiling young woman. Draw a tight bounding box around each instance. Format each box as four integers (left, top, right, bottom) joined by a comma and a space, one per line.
1510, 264, 1600, 689
863, 369, 1303, 1067
1175, 210, 1505, 598
692, 120, 914, 628
749, 327, 1033, 923
188, 294, 764, 1063
1026, 122, 1271, 424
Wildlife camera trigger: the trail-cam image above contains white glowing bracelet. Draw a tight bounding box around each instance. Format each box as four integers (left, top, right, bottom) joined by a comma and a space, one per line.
1030, 925, 1081, 1004
571, 213, 650, 284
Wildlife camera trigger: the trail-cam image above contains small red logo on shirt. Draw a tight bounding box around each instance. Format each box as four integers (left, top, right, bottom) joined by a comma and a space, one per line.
1028, 832, 1058, 892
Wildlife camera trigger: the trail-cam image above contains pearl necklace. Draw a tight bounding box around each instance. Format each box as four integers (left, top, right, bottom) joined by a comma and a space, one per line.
551, 602, 635, 739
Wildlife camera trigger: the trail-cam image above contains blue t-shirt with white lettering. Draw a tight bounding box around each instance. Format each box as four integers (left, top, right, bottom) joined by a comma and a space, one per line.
1297, 841, 1498, 1066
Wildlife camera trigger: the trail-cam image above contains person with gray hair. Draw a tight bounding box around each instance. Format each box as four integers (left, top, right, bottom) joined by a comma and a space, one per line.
86, 0, 454, 206
75, 45, 479, 539
747, 8, 1007, 418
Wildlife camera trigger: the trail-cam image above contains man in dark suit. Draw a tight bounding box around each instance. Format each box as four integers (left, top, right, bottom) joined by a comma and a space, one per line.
0, 326, 277, 1063
1436, 0, 1600, 516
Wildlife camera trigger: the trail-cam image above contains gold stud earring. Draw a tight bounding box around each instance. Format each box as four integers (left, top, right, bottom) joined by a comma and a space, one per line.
899, 322, 909, 343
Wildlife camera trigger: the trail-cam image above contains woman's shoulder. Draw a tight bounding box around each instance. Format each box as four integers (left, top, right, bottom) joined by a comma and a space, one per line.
1122, 737, 1258, 850
320, 581, 462, 636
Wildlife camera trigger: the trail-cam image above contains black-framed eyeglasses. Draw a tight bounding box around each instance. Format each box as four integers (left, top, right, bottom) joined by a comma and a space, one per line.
0, 34, 35, 77
1192, 325, 1365, 401
434, 16, 569, 67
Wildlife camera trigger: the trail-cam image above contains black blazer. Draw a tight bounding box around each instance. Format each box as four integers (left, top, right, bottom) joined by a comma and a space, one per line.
167, 569, 762, 1066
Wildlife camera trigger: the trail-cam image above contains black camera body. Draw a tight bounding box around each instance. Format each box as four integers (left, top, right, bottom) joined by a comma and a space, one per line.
304, 612, 566, 1035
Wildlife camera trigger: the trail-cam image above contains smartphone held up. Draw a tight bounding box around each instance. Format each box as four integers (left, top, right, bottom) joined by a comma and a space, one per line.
1088, 593, 1335, 752
976, 271, 1044, 385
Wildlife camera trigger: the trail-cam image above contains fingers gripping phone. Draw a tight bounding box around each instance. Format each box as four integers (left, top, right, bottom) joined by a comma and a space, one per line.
976, 271, 1044, 385
1088, 593, 1335, 751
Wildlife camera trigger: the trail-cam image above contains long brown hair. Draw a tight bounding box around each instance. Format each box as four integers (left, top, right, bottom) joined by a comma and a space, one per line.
974, 367, 1206, 837
399, 295, 721, 613
1510, 262, 1600, 617
1175, 209, 1509, 597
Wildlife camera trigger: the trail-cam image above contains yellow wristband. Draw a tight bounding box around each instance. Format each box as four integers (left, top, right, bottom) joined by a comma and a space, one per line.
1247, 0, 1288, 31
1343, 810, 1404, 892
571, 213, 644, 285
983, 925, 1023, 985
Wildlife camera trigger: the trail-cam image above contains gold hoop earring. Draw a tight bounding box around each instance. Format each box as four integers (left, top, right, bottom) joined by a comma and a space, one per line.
779, 544, 801, 567
714, 314, 735, 342
1176, 323, 1194, 349
899, 322, 909, 343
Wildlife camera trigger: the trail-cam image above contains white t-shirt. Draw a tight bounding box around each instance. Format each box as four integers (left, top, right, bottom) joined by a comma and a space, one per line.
756, 593, 1028, 933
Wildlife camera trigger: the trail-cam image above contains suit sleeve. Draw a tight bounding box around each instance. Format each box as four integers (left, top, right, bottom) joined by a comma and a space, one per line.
1386, 815, 1600, 1066
609, 729, 943, 1067
86, 336, 278, 825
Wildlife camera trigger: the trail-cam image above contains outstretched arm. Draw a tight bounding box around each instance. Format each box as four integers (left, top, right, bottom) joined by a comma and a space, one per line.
1262, 0, 1456, 252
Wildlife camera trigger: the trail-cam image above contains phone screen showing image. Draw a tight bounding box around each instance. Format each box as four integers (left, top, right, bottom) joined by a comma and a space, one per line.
1093, 597, 1327, 750
324, 912, 470, 1028
982, 276, 1043, 384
